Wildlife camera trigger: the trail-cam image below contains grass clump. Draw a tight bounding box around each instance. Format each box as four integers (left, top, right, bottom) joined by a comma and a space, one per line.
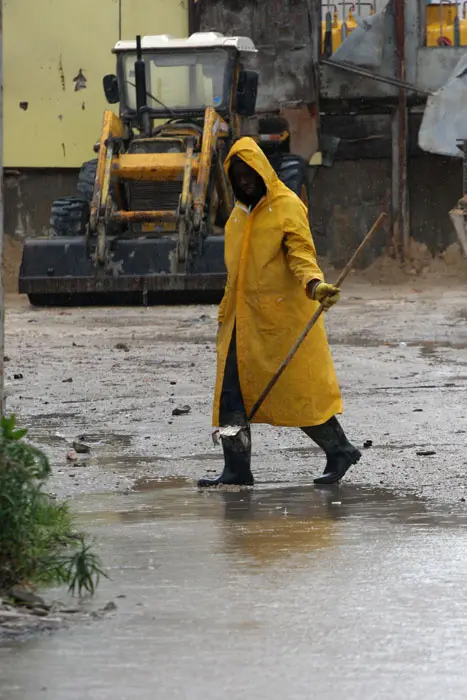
0, 415, 106, 596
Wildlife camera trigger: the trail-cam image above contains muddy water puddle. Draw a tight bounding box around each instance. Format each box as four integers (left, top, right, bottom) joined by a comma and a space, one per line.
2, 483, 467, 699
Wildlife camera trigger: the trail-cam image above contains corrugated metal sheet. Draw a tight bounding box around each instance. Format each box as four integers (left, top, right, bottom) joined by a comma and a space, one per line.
3, 0, 188, 168
419, 52, 467, 157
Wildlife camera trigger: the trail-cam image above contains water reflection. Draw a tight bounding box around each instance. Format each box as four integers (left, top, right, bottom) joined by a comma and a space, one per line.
215, 484, 448, 565
4, 484, 467, 700
77, 482, 461, 572
219, 489, 336, 564
79, 481, 460, 529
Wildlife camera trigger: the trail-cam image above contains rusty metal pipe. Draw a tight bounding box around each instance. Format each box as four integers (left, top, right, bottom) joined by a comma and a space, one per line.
392, 0, 409, 260
320, 58, 433, 96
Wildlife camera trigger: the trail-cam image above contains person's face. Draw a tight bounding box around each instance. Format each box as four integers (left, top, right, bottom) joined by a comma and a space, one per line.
229, 160, 265, 204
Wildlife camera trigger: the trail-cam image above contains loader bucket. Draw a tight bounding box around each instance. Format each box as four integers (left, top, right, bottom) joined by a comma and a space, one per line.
18, 236, 226, 306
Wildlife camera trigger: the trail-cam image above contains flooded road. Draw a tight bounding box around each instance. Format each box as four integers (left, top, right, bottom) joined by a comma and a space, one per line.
2, 482, 467, 699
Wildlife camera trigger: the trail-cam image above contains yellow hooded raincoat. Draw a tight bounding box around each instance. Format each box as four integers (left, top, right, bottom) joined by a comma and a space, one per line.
213, 137, 342, 428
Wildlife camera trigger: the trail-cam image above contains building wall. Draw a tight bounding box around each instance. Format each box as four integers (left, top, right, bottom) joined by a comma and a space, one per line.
311, 155, 462, 266
3, 0, 188, 168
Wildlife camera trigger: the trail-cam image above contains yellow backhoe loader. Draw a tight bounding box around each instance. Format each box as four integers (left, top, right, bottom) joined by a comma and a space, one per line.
18, 32, 310, 305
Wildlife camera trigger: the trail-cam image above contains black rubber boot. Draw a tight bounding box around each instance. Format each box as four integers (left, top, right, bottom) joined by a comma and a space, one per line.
197, 412, 254, 488
302, 417, 361, 486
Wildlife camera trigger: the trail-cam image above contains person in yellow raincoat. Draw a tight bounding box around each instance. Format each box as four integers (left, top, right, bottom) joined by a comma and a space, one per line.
198, 137, 361, 488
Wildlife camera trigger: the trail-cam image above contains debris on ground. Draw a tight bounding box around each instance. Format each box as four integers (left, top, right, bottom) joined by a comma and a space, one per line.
416, 450, 437, 456
115, 343, 130, 352
66, 449, 78, 462
363, 440, 373, 449
172, 405, 191, 416
73, 440, 91, 454
62, 377, 73, 383
0, 595, 92, 640
9, 586, 47, 609
13, 373, 23, 380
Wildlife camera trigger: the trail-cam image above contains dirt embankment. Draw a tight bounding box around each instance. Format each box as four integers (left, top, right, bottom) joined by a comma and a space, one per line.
361, 241, 467, 285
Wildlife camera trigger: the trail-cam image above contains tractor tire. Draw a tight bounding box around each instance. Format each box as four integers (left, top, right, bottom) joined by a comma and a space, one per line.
75, 158, 122, 235
277, 154, 312, 222
77, 159, 97, 202
50, 197, 89, 237
277, 155, 308, 197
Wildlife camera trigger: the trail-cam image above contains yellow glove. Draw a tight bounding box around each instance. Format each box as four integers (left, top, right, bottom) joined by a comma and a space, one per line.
308, 281, 340, 310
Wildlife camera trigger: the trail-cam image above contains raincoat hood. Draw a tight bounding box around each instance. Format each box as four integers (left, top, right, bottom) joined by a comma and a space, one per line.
224, 137, 279, 192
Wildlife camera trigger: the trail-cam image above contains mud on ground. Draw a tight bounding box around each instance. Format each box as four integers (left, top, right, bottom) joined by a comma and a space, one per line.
361, 241, 467, 284
5, 274, 467, 505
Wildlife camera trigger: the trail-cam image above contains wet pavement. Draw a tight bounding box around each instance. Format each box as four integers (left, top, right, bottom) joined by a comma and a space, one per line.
2, 281, 467, 697
4, 282, 467, 503
2, 481, 467, 699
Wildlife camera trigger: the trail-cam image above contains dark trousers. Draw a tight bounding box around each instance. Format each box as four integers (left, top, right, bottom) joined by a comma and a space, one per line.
220, 330, 246, 427
219, 330, 252, 478
220, 330, 353, 474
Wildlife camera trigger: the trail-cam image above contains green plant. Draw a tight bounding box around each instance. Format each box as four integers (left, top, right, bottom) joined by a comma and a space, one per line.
0, 415, 106, 596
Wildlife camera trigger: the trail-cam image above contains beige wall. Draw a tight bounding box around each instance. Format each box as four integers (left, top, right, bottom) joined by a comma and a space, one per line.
3, 0, 188, 168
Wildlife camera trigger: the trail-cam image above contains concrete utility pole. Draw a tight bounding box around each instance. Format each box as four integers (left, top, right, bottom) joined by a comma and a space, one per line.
0, 0, 4, 415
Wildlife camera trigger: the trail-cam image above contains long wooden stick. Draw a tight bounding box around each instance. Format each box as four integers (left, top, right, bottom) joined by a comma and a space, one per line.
247, 212, 387, 422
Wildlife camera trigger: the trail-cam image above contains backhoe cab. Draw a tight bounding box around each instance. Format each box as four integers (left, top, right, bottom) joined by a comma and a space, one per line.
19, 32, 309, 305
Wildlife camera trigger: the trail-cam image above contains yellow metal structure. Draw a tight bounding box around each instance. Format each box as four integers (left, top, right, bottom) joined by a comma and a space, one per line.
425, 2, 467, 46
90, 110, 124, 232
3, 0, 188, 168
321, 6, 360, 55
112, 154, 201, 181
89, 107, 231, 253
320, 2, 467, 53
193, 108, 230, 231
